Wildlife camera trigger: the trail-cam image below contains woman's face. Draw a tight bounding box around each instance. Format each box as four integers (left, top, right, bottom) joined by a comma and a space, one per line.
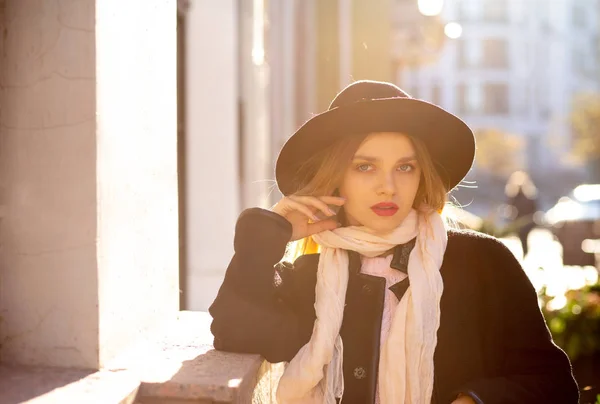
339, 132, 421, 233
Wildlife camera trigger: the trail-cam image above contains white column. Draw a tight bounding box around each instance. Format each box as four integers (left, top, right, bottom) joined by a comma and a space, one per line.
184, 0, 240, 310
95, 0, 179, 366
0, 0, 179, 368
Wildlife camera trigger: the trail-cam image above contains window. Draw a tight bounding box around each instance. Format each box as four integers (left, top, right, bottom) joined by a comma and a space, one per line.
431, 84, 442, 106
572, 47, 587, 75
458, 84, 466, 114
457, 40, 467, 68
526, 134, 542, 171
483, 83, 509, 114
539, 2, 552, 32
408, 86, 420, 99
458, 83, 482, 114
482, 38, 509, 68
457, 39, 481, 68
483, 0, 508, 22
456, 1, 471, 21
515, 84, 530, 117
572, 4, 586, 28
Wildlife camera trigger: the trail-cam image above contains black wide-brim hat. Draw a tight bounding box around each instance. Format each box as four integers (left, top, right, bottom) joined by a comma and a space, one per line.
275, 80, 476, 196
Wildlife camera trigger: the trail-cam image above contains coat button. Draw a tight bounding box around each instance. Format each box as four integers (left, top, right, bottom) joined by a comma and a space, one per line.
353, 366, 367, 380
362, 284, 373, 295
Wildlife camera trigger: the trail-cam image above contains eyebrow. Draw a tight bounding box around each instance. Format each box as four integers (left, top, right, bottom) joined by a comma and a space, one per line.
353, 155, 418, 164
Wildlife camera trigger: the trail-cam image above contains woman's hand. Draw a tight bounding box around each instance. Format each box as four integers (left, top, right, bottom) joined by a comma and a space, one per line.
271, 195, 346, 241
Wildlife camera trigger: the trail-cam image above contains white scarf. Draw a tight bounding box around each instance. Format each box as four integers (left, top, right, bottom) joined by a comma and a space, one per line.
276, 209, 448, 404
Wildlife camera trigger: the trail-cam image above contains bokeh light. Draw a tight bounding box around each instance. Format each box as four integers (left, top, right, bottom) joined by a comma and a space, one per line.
444, 22, 463, 39
417, 0, 444, 16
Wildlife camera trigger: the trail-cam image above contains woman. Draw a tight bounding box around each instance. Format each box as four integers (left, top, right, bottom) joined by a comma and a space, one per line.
209, 80, 578, 404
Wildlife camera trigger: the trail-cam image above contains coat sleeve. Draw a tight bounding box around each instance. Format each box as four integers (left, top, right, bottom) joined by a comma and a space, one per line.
456, 237, 580, 404
208, 208, 313, 363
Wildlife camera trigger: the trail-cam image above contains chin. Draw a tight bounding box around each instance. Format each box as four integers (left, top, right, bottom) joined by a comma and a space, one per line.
363, 219, 403, 234
347, 210, 407, 232
366, 213, 410, 233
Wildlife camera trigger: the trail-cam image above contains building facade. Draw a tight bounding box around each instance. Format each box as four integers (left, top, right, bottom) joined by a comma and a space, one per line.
398, 0, 599, 209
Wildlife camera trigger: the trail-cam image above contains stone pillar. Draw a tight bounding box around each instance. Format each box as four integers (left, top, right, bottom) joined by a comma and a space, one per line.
0, 0, 179, 369
184, 0, 240, 311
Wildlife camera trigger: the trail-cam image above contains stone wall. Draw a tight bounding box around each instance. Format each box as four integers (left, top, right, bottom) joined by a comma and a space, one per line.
0, 0, 179, 369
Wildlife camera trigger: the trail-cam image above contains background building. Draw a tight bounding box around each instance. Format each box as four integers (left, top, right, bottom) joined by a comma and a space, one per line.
397, 0, 600, 213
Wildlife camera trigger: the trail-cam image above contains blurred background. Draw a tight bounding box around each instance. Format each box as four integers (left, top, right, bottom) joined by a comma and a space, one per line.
177, 0, 600, 398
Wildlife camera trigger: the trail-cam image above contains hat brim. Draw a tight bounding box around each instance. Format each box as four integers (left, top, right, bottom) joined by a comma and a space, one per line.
275, 97, 475, 196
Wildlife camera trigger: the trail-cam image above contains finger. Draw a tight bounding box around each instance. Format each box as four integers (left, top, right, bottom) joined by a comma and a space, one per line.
306, 218, 339, 235
290, 195, 337, 217
317, 196, 347, 206
285, 199, 320, 221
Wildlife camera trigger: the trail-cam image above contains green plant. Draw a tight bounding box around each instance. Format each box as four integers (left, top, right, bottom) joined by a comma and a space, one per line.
540, 284, 600, 362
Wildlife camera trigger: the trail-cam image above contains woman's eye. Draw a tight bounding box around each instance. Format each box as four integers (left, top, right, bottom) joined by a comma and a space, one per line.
356, 164, 372, 172
398, 164, 414, 172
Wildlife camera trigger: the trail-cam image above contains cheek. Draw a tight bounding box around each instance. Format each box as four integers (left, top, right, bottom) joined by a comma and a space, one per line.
339, 172, 363, 197
396, 174, 421, 199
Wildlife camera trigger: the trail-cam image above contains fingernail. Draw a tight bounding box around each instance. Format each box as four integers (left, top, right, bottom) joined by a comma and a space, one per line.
312, 214, 319, 221
336, 222, 342, 227
328, 208, 336, 216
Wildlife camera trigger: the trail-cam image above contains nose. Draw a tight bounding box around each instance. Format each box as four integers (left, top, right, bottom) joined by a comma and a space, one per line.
376, 171, 395, 196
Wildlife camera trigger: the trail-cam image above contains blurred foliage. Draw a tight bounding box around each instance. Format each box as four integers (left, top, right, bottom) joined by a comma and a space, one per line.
571, 93, 600, 162
540, 284, 600, 362
474, 128, 525, 178
540, 283, 600, 402
571, 93, 600, 181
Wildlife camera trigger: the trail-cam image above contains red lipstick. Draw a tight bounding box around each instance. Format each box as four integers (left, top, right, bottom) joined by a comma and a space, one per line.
370, 202, 399, 216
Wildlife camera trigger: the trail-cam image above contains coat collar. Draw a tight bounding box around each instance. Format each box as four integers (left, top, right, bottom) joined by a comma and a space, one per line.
389, 238, 415, 299
347, 238, 416, 274
347, 238, 417, 301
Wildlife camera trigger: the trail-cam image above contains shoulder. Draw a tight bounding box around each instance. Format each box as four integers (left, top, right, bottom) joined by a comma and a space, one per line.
447, 227, 498, 244
445, 228, 519, 266
444, 229, 530, 298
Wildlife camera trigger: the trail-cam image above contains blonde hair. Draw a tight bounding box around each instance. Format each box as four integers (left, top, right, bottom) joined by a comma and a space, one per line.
284, 133, 450, 262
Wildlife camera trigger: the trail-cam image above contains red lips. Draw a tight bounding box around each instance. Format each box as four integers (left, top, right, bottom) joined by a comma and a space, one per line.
370, 202, 399, 217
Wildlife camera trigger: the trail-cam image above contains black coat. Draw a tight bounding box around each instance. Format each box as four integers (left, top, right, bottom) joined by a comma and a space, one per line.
209, 208, 579, 404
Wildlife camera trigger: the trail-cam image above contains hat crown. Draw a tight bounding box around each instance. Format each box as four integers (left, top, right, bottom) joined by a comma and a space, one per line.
328, 80, 411, 110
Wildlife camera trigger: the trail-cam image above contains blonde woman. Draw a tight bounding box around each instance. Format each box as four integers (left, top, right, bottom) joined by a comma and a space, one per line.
209, 81, 578, 404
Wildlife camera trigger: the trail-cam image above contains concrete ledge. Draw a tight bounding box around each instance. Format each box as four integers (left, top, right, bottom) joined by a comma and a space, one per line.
0, 312, 284, 403
0, 365, 140, 404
